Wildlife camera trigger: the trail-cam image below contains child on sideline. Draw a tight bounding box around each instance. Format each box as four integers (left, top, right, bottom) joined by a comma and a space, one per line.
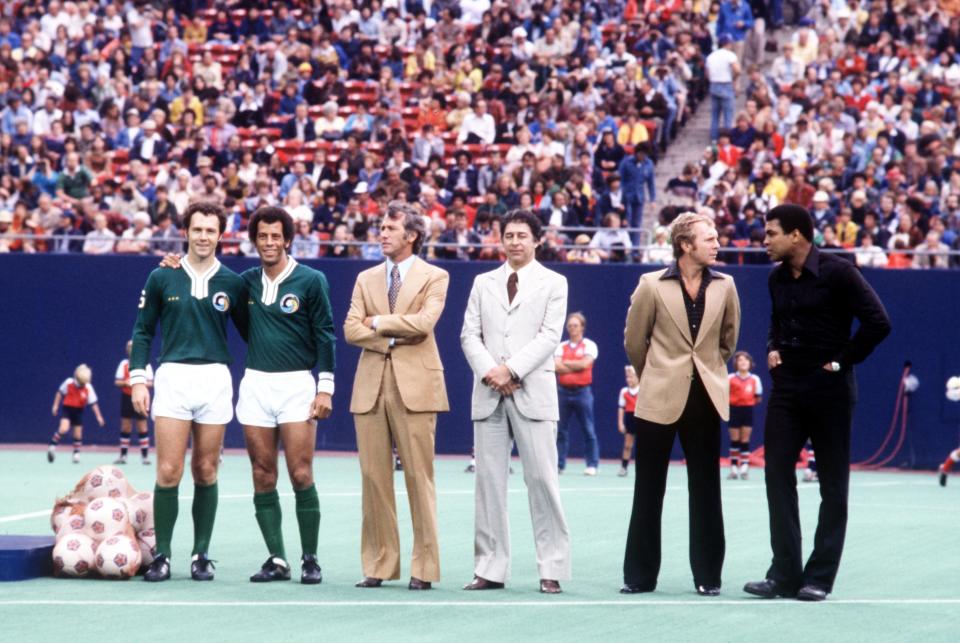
728, 351, 762, 480
48, 364, 105, 463
114, 340, 153, 464
618, 366, 640, 477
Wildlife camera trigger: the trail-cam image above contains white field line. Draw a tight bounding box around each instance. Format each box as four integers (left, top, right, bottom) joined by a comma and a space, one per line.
0, 480, 930, 524
0, 598, 958, 608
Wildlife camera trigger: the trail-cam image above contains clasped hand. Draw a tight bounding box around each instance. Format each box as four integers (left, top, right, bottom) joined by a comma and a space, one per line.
483, 364, 520, 396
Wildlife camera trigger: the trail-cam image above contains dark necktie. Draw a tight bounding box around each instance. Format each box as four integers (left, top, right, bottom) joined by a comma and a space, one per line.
388, 265, 401, 313
507, 271, 518, 304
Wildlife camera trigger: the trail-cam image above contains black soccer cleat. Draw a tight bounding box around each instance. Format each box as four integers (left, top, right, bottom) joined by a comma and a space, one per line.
940, 466, 948, 487
301, 554, 323, 585
143, 554, 171, 582
190, 553, 216, 581
250, 556, 291, 583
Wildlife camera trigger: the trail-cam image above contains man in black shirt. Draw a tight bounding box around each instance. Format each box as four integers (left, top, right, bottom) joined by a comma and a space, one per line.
745, 205, 890, 602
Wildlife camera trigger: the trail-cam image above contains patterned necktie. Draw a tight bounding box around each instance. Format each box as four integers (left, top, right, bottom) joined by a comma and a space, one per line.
388, 264, 401, 313
507, 271, 518, 304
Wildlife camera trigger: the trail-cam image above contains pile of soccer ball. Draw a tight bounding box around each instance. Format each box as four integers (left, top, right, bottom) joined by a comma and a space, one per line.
50, 465, 156, 579
947, 376, 960, 402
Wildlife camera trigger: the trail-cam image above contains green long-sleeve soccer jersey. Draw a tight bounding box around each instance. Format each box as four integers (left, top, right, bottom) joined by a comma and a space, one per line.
129, 260, 247, 381
241, 259, 336, 374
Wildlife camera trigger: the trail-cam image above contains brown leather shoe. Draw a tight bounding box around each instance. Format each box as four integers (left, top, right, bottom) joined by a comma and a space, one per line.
463, 576, 505, 590
354, 577, 383, 588
408, 577, 432, 590
540, 579, 562, 594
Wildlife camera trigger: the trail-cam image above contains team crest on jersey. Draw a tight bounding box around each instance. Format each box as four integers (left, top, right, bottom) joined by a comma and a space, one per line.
212, 292, 231, 312
280, 294, 300, 314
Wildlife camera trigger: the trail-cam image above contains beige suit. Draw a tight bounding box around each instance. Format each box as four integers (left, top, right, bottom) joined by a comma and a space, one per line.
344, 257, 449, 582
624, 268, 740, 424
461, 261, 571, 583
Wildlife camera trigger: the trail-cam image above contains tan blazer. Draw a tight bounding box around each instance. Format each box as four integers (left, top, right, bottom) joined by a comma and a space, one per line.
461, 261, 567, 422
624, 268, 740, 425
344, 257, 450, 414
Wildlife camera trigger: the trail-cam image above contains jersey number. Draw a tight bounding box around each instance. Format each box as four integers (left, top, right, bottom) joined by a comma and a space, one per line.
138, 290, 146, 309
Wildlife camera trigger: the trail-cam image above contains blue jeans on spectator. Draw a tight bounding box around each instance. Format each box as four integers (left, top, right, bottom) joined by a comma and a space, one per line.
557, 386, 600, 470
625, 195, 645, 246
710, 82, 735, 142
130, 46, 145, 69
769, 0, 783, 26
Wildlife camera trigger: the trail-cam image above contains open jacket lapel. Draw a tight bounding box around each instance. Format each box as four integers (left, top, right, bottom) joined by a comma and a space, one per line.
656, 279, 694, 346
694, 277, 725, 349
369, 263, 389, 314
394, 258, 428, 314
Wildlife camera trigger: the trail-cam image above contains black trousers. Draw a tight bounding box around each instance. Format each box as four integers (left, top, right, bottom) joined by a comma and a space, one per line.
763, 367, 856, 592
623, 376, 725, 589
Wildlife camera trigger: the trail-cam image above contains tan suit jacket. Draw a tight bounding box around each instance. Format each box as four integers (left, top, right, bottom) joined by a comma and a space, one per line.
624, 267, 740, 425
344, 257, 449, 413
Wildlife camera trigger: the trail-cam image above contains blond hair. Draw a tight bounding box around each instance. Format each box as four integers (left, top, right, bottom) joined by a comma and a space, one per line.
74, 364, 92, 386
671, 212, 716, 259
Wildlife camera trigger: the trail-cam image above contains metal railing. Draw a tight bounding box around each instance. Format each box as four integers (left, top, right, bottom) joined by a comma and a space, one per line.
5, 233, 960, 266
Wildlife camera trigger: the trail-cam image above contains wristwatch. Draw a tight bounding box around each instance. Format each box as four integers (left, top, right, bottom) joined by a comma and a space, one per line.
829, 361, 841, 372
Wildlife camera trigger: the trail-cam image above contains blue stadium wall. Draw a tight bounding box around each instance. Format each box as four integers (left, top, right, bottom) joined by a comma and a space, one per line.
1, 255, 958, 469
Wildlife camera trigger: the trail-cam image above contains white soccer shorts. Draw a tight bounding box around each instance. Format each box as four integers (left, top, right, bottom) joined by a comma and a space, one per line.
152, 363, 234, 424
236, 369, 316, 428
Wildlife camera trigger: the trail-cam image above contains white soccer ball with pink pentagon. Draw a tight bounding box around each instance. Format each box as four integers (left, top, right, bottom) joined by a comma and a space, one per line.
137, 528, 156, 566
83, 497, 129, 541
123, 492, 154, 531
56, 513, 87, 540
52, 533, 97, 578
95, 535, 141, 579
82, 465, 130, 500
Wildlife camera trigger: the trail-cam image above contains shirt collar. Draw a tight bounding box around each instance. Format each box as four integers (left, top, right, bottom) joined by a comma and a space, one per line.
505, 258, 538, 283
659, 262, 718, 281
385, 254, 417, 282
800, 244, 821, 277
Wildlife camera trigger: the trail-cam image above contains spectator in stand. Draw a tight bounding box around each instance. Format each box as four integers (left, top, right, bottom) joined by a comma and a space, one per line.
913, 230, 951, 269
706, 34, 740, 142
643, 226, 674, 265
436, 209, 481, 260
854, 233, 888, 269
82, 213, 116, 255
457, 98, 497, 145
116, 211, 153, 255
619, 145, 657, 242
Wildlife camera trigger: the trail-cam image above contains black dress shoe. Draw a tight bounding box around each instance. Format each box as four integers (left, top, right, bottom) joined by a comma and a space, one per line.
797, 585, 828, 601
301, 555, 322, 585
250, 556, 291, 583
620, 583, 655, 594
355, 576, 383, 588
463, 576, 505, 590
743, 578, 796, 598
408, 577, 432, 590
539, 579, 562, 594
143, 554, 171, 582
696, 585, 720, 596
190, 553, 216, 581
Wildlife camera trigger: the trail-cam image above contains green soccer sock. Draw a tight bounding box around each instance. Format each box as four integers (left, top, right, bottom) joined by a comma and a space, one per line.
153, 484, 179, 558
254, 490, 286, 560
295, 484, 320, 558
191, 482, 218, 556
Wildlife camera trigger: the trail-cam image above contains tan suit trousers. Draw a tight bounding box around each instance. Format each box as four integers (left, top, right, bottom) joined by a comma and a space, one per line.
354, 359, 440, 582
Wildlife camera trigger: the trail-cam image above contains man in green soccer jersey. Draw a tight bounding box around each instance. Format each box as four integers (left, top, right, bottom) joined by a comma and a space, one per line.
238, 207, 335, 585
130, 201, 248, 582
